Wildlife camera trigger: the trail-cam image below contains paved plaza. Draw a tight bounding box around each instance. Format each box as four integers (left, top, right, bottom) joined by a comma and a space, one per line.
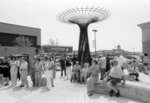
0, 1, 149, 103
0, 72, 143, 103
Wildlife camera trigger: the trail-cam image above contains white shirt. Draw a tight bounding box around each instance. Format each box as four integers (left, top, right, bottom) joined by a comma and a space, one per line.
15, 60, 20, 67
44, 61, 54, 71
114, 55, 127, 67
20, 61, 28, 70
10, 60, 17, 70
82, 67, 88, 76
109, 65, 124, 79
100, 57, 106, 69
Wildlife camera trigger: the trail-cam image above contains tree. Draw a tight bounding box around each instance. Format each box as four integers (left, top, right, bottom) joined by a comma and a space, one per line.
49, 38, 59, 46
14, 36, 32, 47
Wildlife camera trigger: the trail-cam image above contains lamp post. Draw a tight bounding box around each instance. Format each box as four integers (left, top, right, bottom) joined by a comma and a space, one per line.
92, 29, 98, 58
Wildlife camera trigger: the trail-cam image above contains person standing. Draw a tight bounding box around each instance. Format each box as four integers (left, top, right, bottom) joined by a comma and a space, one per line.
87, 72, 98, 96
143, 53, 150, 74
99, 56, 106, 80
0, 59, 4, 86
73, 61, 81, 82
29, 57, 36, 87
87, 60, 100, 96
15, 57, 21, 81
128, 61, 139, 81
53, 58, 56, 80
1, 57, 10, 86
66, 57, 72, 80
9, 56, 18, 87
80, 62, 89, 83
59, 57, 66, 78
88, 60, 100, 82
20, 57, 29, 88
50, 57, 55, 87
43, 57, 53, 90
106, 55, 111, 73
34, 58, 43, 87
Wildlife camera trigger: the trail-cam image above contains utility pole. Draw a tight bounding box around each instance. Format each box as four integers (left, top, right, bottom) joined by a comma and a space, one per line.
92, 29, 98, 58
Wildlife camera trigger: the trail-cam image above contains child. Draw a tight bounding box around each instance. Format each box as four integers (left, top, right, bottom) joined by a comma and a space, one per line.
87, 73, 98, 96
80, 62, 89, 84
71, 61, 81, 82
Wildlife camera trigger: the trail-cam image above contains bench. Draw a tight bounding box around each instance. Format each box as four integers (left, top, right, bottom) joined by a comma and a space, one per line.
93, 80, 150, 103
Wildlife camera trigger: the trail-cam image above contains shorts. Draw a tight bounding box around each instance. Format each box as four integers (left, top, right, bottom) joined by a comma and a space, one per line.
110, 77, 121, 86
129, 72, 139, 77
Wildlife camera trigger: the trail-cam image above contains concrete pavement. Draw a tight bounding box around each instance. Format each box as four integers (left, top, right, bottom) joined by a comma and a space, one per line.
0, 72, 142, 103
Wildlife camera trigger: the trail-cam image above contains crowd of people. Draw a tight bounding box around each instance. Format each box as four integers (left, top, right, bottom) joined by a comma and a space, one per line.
0, 55, 56, 90
0, 53, 149, 97
87, 53, 150, 97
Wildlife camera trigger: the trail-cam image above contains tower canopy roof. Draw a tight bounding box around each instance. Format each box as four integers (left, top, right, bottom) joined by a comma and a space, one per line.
58, 7, 110, 24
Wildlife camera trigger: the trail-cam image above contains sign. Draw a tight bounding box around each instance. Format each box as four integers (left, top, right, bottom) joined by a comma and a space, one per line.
42, 46, 73, 53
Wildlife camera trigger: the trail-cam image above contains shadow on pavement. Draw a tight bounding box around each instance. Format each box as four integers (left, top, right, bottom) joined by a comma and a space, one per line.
88, 94, 140, 103
88, 94, 101, 99
13, 86, 41, 92
26, 87, 40, 92
0, 85, 13, 91
12, 86, 22, 91
40, 87, 50, 93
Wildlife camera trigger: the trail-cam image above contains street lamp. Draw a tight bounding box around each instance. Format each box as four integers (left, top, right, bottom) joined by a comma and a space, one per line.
92, 29, 98, 58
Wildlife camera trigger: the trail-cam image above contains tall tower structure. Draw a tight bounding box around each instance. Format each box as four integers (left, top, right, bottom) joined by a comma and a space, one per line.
58, 7, 110, 65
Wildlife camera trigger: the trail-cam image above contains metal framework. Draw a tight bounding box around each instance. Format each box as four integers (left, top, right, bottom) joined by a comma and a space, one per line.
58, 7, 110, 66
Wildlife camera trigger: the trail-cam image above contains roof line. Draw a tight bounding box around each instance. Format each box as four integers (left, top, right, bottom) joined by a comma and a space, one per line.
0, 22, 41, 30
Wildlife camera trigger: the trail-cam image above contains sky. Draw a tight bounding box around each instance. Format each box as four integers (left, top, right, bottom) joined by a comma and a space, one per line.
0, 0, 150, 52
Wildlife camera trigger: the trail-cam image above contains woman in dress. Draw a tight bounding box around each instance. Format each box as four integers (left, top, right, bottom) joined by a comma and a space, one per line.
50, 57, 55, 87
66, 57, 72, 80
29, 57, 36, 87
34, 58, 43, 87
10, 56, 18, 87
43, 57, 53, 90
20, 57, 29, 88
